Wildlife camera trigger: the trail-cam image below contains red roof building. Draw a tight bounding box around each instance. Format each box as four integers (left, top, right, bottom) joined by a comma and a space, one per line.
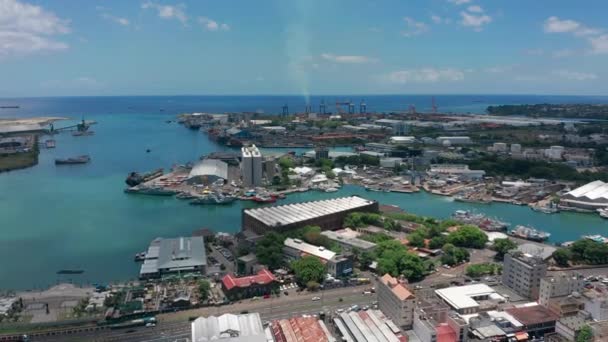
221, 269, 277, 300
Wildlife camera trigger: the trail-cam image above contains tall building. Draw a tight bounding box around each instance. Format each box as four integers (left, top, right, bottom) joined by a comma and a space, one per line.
539, 273, 585, 307
502, 251, 547, 300
241, 145, 262, 187
377, 273, 416, 329
262, 156, 276, 182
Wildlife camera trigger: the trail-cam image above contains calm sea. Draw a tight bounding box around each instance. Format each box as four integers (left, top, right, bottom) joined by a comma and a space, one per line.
0, 95, 607, 290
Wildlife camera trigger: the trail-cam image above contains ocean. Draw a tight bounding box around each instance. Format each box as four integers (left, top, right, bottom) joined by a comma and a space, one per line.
0, 95, 607, 290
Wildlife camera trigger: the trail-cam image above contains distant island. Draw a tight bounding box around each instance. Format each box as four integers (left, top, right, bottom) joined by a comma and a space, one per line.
486, 103, 608, 119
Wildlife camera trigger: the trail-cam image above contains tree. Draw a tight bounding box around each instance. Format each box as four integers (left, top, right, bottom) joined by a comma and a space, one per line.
306, 281, 321, 292
198, 280, 211, 301
441, 244, 470, 266
359, 251, 375, 269
291, 256, 326, 285
492, 238, 518, 261
278, 157, 295, 170
375, 240, 425, 281
576, 325, 593, 342
466, 263, 501, 278
256, 232, 285, 270
447, 225, 488, 249
429, 236, 446, 249
552, 248, 573, 267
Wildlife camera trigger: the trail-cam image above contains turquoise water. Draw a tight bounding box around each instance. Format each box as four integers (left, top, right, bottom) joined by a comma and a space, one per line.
1, 96, 607, 290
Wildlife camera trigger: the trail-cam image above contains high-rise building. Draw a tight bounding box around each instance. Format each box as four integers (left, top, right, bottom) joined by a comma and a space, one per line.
263, 156, 276, 182
377, 273, 416, 329
539, 273, 585, 307
502, 251, 547, 300
241, 145, 262, 187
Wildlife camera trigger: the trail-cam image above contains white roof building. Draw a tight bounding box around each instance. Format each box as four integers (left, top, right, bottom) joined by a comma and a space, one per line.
284, 238, 336, 261
435, 284, 506, 314
191, 313, 266, 342
188, 159, 229, 184
561, 180, 608, 209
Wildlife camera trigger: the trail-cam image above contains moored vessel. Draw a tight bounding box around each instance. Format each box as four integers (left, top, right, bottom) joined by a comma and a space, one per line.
508, 225, 550, 242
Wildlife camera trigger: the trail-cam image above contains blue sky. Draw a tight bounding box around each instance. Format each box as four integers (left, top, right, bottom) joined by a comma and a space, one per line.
0, 0, 607, 96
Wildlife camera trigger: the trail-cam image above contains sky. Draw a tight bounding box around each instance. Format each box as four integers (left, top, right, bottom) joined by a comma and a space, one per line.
0, 0, 607, 97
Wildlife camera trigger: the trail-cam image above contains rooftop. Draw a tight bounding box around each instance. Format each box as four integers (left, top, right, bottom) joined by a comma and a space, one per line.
140, 236, 206, 276
189, 159, 229, 180
379, 274, 414, 301
191, 313, 266, 342
435, 284, 505, 310
244, 196, 376, 227
270, 316, 335, 342
284, 238, 336, 261
222, 269, 276, 291
566, 180, 608, 201
321, 229, 377, 250
506, 304, 559, 326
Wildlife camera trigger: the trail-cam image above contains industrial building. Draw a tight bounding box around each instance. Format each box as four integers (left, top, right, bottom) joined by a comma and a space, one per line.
221, 269, 277, 300
139, 236, 207, 279
333, 309, 406, 342
436, 136, 472, 145
283, 238, 353, 277
191, 312, 266, 342
241, 145, 263, 187
242, 196, 378, 234
560, 180, 608, 210
435, 284, 506, 314
187, 159, 229, 185
320, 228, 376, 252
502, 251, 547, 300
269, 316, 335, 342
377, 274, 416, 329
428, 164, 486, 180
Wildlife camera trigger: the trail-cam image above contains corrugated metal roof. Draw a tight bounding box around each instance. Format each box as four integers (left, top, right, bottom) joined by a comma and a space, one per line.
189, 159, 229, 180
284, 238, 336, 261
191, 313, 266, 342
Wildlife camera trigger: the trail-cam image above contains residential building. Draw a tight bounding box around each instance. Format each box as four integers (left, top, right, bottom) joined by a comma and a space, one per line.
236, 253, 258, 275
314, 145, 329, 160
191, 313, 266, 342
262, 156, 276, 181
502, 251, 547, 300
221, 269, 277, 300
581, 286, 608, 321
139, 236, 207, 279
377, 274, 416, 329
283, 238, 353, 277
241, 145, 263, 187
506, 304, 559, 338
242, 196, 378, 234
539, 273, 585, 306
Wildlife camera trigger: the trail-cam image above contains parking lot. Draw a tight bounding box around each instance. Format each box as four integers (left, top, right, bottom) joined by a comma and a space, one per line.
208, 244, 235, 273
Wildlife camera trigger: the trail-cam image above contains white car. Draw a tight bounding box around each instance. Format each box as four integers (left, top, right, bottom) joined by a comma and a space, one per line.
312, 296, 321, 301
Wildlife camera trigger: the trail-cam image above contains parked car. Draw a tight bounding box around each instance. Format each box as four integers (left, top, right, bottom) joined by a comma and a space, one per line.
312, 296, 321, 301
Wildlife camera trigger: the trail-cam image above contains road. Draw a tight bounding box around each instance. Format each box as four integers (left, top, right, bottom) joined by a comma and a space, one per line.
34, 285, 376, 342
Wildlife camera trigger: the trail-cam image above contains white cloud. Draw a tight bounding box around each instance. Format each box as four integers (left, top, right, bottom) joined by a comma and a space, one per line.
484, 65, 515, 73
198, 17, 229, 31
402, 17, 429, 37
321, 53, 377, 64
100, 13, 130, 26
430, 15, 443, 24
141, 2, 187, 25
552, 49, 574, 58
553, 70, 598, 81
467, 5, 483, 13
0, 0, 70, 57
385, 68, 464, 83
448, 0, 471, 5
589, 34, 608, 54
543, 16, 600, 37
460, 11, 492, 31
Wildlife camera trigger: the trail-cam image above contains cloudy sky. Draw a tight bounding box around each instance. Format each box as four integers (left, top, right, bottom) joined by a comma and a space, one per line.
0, 0, 606, 97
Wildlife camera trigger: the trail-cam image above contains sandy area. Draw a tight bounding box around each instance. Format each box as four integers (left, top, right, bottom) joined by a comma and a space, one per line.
0, 117, 67, 126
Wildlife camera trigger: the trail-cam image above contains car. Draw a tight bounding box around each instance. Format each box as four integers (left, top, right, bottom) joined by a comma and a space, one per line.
283, 291, 289, 296
442, 264, 451, 269
263, 294, 270, 299
240, 310, 249, 314
312, 296, 321, 301
336, 308, 344, 313
145, 323, 156, 327
362, 305, 369, 310
362, 291, 372, 295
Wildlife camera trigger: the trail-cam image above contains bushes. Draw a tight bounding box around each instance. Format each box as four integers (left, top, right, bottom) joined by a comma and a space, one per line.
441, 244, 470, 266
492, 238, 517, 261
291, 256, 326, 285
446, 225, 488, 249
375, 240, 425, 281
466, 263, 502, 278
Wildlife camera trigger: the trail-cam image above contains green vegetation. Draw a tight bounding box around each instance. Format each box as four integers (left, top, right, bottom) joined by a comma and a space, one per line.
375, 240, 425, 281
0, 142, 38, 173
344, 212, 400, 231
565, 239, 608, 265
446, 225, 488, 249
334, 154, 380, 167
466, 263, 502, 278
492, 238, 518, 261
360, 232, 394, 243
291, 256, 326, 284
552, 248, 573, 267
255, 232, 286, 270
487, 103, 608, 119
576, 325, 594, 342
441, 244, 470, 266
466, 154, 608, 183
198, 280, 211, 301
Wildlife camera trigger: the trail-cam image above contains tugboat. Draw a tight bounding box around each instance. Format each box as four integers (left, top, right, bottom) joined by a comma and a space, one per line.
55, 155, 90, 165
509, 225, 551, 242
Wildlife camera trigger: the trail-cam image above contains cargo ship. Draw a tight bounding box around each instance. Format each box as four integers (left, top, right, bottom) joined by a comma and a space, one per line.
125, 168, 164, 187
508, 225, 551, 242
55, 155, 90, 165
451, 210, 509, 231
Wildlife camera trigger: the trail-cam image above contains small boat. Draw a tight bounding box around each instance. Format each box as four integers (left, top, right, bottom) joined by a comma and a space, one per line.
45, 139, 56, 148
134, 252, 146, 262
176, 192, 198, 200
253, 195, 276, 203
55, 155, 90, 165
57, 269, 84, 275
531, 205, 559, 214
0, 105, 19, 109
325, 187, 339, 193
597, 208, 608, 219
509, 225, 551, 242
72, 130, 95, 136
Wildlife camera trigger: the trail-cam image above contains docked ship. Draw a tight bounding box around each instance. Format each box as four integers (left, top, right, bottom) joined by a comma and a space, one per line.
597, 208, 608, 219
509, 225, 551, 242
530, 202, 559, 214
190, 193, 236, 205
453, 195, 492, 204
451, 210, 509, 231
125, 168, 164, 187
124, 186, 178, 196
55, 155, 90, 165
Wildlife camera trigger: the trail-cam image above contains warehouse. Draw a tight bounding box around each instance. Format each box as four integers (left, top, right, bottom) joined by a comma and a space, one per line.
191, 313, 266, 342
139, 236, 207, 279
242, 196, 378, 234
560, 180, 608, 210
187, 159, 229, 185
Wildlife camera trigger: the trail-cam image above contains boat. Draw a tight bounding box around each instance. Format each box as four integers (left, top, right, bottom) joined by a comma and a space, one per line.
325, 187, 339, 193
55, 155, 90, 165
72, 130, 95, 136
125, 168, 164, 187
454, 195, 491, 204
176, 192, 198, 200
451, 210, 509, 231
134, 252, 146, 262
597, 208, 608, 219
365, 186, 382, 192
124, 186, 178, 196
253, 195, 276, 203
531, 204, 559, 214
583, 235, 608, 243
57, 269, 84, 275
190, 193, 236, 205
0, 105, 19, 109
45, 139, 56, 148
509, 225, 551, 242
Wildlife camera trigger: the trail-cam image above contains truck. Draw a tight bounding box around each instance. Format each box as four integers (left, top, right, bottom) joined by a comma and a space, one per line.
109, 317, 156, 330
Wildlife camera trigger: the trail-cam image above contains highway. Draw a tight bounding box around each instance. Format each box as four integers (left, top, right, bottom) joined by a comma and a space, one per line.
34, 285, 377, 342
